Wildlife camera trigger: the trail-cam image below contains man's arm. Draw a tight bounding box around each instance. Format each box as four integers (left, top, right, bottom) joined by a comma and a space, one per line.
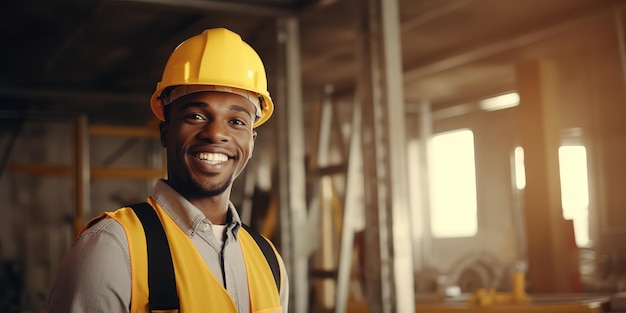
48, 218, 131, 313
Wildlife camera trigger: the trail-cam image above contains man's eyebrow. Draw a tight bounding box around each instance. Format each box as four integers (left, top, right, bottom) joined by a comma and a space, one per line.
229, 104, 254, 119
179, 101, 207, 111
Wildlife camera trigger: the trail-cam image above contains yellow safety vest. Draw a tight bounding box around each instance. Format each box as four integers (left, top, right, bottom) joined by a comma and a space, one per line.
83, 199, 282, 313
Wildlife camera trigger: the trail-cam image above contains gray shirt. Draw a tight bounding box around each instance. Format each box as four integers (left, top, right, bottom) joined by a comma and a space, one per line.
48, 179, 289, 312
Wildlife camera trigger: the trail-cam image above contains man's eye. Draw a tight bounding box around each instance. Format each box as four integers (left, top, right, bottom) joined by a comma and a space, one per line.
231, 119, 246, 126
186, 113, 204, 120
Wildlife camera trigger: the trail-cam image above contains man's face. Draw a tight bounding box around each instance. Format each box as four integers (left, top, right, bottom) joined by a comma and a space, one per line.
160, 91, 257, 198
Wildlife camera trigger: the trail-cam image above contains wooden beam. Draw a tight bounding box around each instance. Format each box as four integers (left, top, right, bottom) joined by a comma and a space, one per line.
6, 163, 71, 177
90, 166, 166, 180
7, 163, 165, 180
517, 60, 572, 293
89, 125, 159, 138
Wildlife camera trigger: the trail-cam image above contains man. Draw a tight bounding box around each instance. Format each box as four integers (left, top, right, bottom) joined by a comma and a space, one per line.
49, 28, 289, 312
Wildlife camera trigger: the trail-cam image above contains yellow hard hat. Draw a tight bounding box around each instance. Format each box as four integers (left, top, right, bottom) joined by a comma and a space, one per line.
150, 28, 274, 128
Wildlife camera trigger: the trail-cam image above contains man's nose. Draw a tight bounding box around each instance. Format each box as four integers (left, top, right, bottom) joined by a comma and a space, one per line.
200, 120, 230, 143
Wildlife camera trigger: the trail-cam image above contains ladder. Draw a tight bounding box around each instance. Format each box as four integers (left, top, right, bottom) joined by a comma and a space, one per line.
308, 86, 366, 313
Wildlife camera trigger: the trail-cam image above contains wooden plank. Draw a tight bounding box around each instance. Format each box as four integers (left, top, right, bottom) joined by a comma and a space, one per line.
7, 163, 165, 179
517, 60, 572, 292
89, 125, 159, 138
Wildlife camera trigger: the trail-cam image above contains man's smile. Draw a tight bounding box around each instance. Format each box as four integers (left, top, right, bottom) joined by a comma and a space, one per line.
195, 152, 229, 164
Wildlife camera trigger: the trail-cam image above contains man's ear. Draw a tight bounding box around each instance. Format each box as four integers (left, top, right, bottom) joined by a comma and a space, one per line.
159, 121, 168, 148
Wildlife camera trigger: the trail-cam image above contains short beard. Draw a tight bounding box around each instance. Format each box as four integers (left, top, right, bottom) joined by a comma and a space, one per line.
190, 174, 233, 197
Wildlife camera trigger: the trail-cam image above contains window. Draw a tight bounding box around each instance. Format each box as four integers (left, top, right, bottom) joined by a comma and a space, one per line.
430, 129, 478, 238
559, 145, 590, 247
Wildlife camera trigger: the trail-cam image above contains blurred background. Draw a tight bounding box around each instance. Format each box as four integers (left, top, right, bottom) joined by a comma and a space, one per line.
2, 0, 626, 312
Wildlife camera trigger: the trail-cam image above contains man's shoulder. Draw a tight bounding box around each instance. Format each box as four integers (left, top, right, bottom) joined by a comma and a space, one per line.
79, 213, 127, 242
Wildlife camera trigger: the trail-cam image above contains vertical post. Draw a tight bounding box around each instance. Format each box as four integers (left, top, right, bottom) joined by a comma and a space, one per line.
276, 17, 309, 313
275, 20, 292, 312
354, 0, 415, 311
317, 86, 336, 308
418, 101, 434, 268
73, 115, 90, 236
517, 60, 570, 292
334, 98, 363, 313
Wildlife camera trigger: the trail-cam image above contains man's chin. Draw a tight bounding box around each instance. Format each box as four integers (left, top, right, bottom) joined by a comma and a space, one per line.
192, 178, 232, 197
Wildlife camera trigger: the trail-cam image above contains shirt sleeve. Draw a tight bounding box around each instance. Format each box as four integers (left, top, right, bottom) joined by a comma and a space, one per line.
48, 217, 132, 313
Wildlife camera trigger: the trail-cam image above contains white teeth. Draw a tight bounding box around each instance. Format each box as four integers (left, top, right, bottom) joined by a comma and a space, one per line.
196, 152, 228, 164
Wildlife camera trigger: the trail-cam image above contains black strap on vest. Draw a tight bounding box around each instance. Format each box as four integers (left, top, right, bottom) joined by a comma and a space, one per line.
241, 223, 281, 291
129, 202, 281, 312
130, 202, 180, 312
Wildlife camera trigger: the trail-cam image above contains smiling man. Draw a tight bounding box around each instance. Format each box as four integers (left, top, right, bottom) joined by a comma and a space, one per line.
49, 28, 289, 313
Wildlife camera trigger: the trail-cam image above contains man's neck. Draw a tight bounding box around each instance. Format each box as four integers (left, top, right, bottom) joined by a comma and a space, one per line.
163, 180, 233, 224
188, 195, 231, 225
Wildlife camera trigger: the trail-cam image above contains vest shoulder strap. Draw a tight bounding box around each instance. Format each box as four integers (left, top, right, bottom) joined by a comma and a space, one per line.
241, 223, 282, 292
130, 202, 180, 312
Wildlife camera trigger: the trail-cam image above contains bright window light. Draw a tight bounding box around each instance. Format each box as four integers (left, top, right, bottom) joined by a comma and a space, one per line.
559, 145, 590, 247
514, 147, 526, 190
479, 92, 520, 111
430, 129, 478, 238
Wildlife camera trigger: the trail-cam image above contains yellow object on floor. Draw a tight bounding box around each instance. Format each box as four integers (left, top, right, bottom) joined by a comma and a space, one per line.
414, 270, 606, 313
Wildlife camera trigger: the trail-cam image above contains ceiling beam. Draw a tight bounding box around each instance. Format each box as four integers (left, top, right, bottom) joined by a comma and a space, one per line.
108, 0, 298, 16
401, 0, 474, 32
0, 86, 149, 105
403, 3, 617, 83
